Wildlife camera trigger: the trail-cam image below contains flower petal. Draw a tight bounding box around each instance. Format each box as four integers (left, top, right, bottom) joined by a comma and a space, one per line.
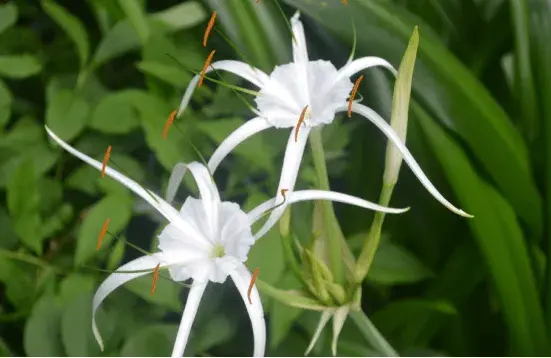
253, 127, 310, 240
165, 162, 220, 239
171, 282, 208, 358
45, 126, 210, 243
206, 117, 272, 174
343, 103, 473, 218
331, 306, 349, 357
92, 253, 164, 351
305, 310, 333, 356
290, 12, 309, 67
176, 60, 270, 118
336, 56, 397, 83
229, 264, 266, 357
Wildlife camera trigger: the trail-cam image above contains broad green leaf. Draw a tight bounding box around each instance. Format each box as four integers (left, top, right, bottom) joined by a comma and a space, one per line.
269, 273, 304, 349
24, 295, 65, 356
136, 61, 193, 87
0, 77, 12, 129
120, 324, 179, 357
92, 20, 140, 67
7, 159, 43, 254
107, 239, 126, 271
59, 273, 97, 304
0, 336, 12, 356
89, 92, 140, 134
195, 315, 234, 352
66, 164, 98, 195
244, 192, 285, 285
0, 207, 18, 249
0, 55, 42, 79
149, 1, 206, 32
117, 0, 150, 44
124, 273, 182, 312
37, 178, 62, 214
0, 3, 17, 36
415, 103, 547, 355
285, 0, 542, 236
368, 240, 434, 284
46, 89, 90, 142
75, 192, 133, 265
60, 294, 102, 356
42, 1, 90, 68
0, 257, 36, 310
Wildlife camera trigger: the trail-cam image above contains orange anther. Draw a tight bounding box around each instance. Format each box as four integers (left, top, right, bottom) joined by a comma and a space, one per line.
96, 218, 110, 251
294, 105, 309, 142
281, 188, 288, 198
342, 0, 347, 4
163, 110, 177, 140
151, 263, 160, 295
203, 12, 217, 47
101, 146, 112, 178
247, 267, 260, 304
348, 75, 363, 118
199, 50, 216, 87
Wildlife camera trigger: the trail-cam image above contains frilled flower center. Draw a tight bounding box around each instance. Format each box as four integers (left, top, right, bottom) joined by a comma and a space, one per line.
255, 60, 354, 128
157, 197, 254, 284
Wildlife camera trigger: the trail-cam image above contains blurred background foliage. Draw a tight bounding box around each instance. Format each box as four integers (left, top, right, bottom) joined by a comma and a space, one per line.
0, 0, 550, 356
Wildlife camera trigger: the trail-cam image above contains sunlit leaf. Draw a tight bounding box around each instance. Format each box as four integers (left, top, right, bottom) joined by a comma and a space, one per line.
0, 55, 42, 79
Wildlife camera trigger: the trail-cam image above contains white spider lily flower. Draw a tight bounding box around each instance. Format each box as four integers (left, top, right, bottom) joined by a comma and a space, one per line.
45, 127, 409, 357
173, 12, 471, 240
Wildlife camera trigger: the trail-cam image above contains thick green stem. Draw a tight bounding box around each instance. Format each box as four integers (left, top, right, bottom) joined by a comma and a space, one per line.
309, 127, 344, 284
349, 309, 399, 357
355, 183, 395, 282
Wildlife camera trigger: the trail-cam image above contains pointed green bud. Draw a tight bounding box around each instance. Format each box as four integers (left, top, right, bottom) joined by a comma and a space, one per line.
383, 26, 419, 186
324, 282, 347, 305
255, 279, 328, 311
279, 206, 291, 238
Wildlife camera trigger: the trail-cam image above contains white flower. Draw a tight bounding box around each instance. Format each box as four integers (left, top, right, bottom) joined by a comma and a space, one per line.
174, 12, 472, 240
45, 127, 409, 357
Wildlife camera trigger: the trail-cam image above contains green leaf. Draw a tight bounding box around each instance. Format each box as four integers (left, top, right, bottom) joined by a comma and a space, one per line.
269, 273, 304, 349
98, 155, 145, 195
59, 273, 97, 304
0, 336, 13, 356
61, 294, 102, 356
415, 103, 548, 355
0, 3, 17, 36
256, 280, 327, 311
7, 159, 43, 254
0, 207, 18, 250
117, 0, 150, 44
348, 310, 398, 357
0, 79, 12, 129
89, 92, 140, 134
120, 324, 179, 356
0, 55, 42, 79
124, 273, 182, 312
0, 257, 36, 310
92, 20, 140, 67
75, 192, 133, 265
195, 315, 234, 352
46, 89, 90, 142
368, 240, 434, 284
107, 239, 126, 271
136, 61, 193, 87
149, 2, 206, 32
24, 295, 65, 356
42, 1, 90, 68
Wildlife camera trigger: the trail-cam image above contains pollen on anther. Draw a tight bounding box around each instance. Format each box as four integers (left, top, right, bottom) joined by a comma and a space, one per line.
281, 188, 288, 198
294, 105, 309, 142
151, 264, 160, 295
163, 110, 177, 140
101, 146, 112, 178
348, 75, 363, 118
203, 12, 217, 47
96, 218, 110, 251
199, 50, 216, 87
247, 267, 260, 304
342, 0, 348, 4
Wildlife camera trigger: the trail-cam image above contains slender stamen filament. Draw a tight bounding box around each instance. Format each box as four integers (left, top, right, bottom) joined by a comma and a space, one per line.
199, 50, 216, 87
248, 267, 260, 304
151, 263, 160, 294
163, 110, 177, 140
295, 105, 309, 142
101, 146, 112, 178
96, 218, 110, 251
203, 12, 216, 47
348, 75, 363, 118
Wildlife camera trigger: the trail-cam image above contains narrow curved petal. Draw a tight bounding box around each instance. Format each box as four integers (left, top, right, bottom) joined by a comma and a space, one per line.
331, 307, 349, 357
342, 103, 473, 218
305, 311, 333, 356
45, 127, 210, 244
247, 190, 409, 226
290, 12, 309, 66
177, 60, 270, 118
165, 162, 220, 239
335, 57, 397, 85
171, 282, 208, 358
253, 127, 310, 240
92, 254, 164, 351
229, 264, 266, 357
207, 117, 273, 174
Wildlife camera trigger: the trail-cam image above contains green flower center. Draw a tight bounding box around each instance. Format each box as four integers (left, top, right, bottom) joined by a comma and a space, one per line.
211, 243, 225, 258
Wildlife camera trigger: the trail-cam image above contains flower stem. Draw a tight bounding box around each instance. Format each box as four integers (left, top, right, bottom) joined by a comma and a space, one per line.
309, 127, 344, 284
349, 309, 399, 357
355, 183, 395, 282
